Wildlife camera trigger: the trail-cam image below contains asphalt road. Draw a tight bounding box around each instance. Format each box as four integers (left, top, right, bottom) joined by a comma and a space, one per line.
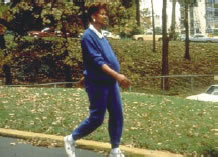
0, 136, 105, 157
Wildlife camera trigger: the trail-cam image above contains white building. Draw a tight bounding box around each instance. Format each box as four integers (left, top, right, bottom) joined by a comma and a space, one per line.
141, 0, 218, 36
181, 0, 218, 35
205, 0, 218, 35
189, 1, 207, 34
140, 0, 181, 33
0, 0, 10, 4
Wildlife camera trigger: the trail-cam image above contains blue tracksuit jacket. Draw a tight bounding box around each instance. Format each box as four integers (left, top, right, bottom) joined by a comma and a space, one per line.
81, 28, 120, 81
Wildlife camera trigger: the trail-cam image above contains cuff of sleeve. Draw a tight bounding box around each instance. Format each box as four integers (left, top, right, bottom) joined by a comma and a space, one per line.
98, 61, 106, 68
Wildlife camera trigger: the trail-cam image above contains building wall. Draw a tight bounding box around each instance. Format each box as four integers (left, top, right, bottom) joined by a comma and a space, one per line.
141, 0, 218, 35
0, 0, 10, 4
193, 0, 206, 34
140, 0, 181, 33
180, 0, 218, 35
35, 0, 118, 3
205, 0, 218, 35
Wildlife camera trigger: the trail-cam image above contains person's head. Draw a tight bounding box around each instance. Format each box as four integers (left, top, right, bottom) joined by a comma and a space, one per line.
88, 2, 108, 29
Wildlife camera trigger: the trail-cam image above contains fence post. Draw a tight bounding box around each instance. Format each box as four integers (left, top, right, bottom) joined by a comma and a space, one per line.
128, 86, 132, 92
190, 76, 194, 92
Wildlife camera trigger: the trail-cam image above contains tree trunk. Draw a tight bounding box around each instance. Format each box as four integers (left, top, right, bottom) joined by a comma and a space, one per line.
136, 0, 140, 26
0, 18, 11, 46
184, 3, 191, 60
3, 64, 12, 85
151, 0, 156, 52
64, 65, 72, 88
73, 0, 87, 29
169, 0, 176, 40
161, 0, 169, 90
0, 35, 6, 49
10, 0, 21, 8
122, 0, 133, 8
190, 4, 195, 35
81, 0, 88, 29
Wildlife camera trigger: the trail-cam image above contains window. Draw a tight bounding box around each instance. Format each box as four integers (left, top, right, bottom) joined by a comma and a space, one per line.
206, 86, 215, 94
213, 92, 218, 95
215, 8, 218, 16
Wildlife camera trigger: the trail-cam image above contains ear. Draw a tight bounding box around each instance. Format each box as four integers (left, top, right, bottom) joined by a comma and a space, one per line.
91, 14, 96, 21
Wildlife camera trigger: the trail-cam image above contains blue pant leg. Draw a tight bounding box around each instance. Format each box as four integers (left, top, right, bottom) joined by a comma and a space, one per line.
72, 81, 109, 141
107, 82, 123, 147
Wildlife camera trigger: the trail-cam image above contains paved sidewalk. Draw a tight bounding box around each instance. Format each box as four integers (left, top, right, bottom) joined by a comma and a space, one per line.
0, 136, 104, 157
0, 128, 184, 157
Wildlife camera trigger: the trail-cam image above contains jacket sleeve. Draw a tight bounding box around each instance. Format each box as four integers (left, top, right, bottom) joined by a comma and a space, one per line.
81, 36, 106, 68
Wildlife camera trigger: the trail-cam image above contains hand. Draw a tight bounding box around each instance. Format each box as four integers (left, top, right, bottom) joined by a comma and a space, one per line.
77, 77, 85, 88
101, 64, 131, 88
117, 74, 131, 89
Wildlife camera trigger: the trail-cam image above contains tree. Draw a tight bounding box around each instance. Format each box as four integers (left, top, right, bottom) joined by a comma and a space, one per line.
107, 2, 141, 37
169, 0, 177, 40
178, 0, 198, 60
136, 0, 140, 26
0, 1, 44, 38
0, 1, 138, 85
162, 0, 169, 90
73, 0, 88, 29
151, 0, 156, 52
184, 2, 190, 60
0, 3, 15, 85
0, 24, 6, 49
0, 4, 10, 49
0, 1, 83, 85
121, 0, 134, 8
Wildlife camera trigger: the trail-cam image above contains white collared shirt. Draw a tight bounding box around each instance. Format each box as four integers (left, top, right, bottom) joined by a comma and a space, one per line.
89, 24, 104, 39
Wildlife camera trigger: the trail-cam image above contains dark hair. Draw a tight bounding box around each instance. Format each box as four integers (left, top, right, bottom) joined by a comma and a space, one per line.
88, 2, 108, 23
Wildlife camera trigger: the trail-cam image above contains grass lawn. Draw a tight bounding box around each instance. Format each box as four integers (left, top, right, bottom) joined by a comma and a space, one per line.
0, 87, 216, 156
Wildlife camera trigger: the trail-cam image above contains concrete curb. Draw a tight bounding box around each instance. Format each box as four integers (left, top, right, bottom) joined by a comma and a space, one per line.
0, 128, 183, 157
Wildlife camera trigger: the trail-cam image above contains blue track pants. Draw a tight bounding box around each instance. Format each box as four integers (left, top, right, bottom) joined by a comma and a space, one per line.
72, 79, 123, 147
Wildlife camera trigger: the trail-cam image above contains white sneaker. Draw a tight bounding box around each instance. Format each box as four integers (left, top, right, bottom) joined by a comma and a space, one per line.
109, 148, 125, 157
64, 135, 75, 157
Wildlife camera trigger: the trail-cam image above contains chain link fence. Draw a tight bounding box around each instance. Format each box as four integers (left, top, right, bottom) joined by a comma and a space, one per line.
130, 74, 218, 95
147, 74, 217, 91
1, 74, 217, 96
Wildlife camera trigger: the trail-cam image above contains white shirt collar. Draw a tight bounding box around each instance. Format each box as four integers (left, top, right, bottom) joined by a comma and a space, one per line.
89, 24, 104, 39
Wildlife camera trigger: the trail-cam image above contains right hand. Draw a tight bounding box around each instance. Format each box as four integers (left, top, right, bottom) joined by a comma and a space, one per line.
117, 74, 131, 89
77, 77, 85, 88
101, 64, 131, 88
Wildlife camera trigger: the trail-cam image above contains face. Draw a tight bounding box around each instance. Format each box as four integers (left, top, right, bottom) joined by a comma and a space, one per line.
92, 8, 108, 28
